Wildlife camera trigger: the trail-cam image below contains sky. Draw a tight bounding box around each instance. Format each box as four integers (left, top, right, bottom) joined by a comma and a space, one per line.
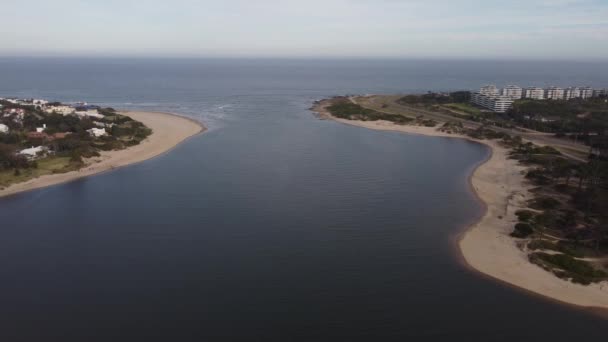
1, 0, 607, 59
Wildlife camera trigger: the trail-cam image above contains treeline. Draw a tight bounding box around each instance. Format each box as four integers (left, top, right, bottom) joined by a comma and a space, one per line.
507, 98, 608, 135
509, 142, 608, 284
398, 91, 471, 106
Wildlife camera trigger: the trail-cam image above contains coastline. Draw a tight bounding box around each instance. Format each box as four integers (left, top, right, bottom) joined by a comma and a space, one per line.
0, 111, 205, 199
312, 100, 608, 313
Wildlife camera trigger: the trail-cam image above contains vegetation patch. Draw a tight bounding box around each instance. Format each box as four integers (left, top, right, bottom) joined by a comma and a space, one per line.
511, 222, 534, 238
515, 209, 536, 222
327, 99, 414, 124
529, 196, 561, 210
529, 252, 607, 284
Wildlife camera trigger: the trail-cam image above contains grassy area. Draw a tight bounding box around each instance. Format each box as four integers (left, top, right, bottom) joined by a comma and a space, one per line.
443, 103, 483, 116
0, 156, 81, 189
327, 100, 414, 124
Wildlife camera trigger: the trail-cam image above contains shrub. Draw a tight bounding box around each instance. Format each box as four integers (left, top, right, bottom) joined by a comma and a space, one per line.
515, 210, 536, 222
512, 223, 534, 238
529, 196, 560, 210
529, 252, 607, 284
528, 240, 558, 251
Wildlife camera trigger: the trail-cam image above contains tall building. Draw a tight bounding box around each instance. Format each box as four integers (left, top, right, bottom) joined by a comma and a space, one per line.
479, 85, 499, 96
580, 87, 594, 99
563, 87, 581, 100
471, 93, 514, 113
524, 87, 545, 100
544, 87, 564, 100
593, 89, 608, 97
501, 85, 523, 99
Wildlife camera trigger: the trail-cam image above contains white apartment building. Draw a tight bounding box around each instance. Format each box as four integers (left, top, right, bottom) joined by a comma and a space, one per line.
594, 89, 608, 97
580, 87, 594, 99
471, 93, 514, 113
479, 85, 499, 96
545, 87, 564, 100
564, 87, 581, 100
501, 85, 523, 99
524, 87, 545, 100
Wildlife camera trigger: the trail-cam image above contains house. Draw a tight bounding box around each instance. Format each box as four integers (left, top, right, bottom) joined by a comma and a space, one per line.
45, 105, 75, 115
0, 123, 9, 134
36, 124, 47, 133
87, 128, 107, 137
93, 121, 115, 128
19, 146, 48, 160
75, 109, 104, 119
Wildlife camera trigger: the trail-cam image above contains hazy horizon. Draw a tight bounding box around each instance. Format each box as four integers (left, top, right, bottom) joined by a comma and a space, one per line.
1, 0, 607, 60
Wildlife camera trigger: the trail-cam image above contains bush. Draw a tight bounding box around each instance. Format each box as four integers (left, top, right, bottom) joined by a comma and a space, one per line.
528, 240, 559, 251
529, 196, 560, 210
516, 210, 536, 222
529, 252, 607, 284
327, 101, 413, 124
534, 211, 558, 228
512, 222, 534, 238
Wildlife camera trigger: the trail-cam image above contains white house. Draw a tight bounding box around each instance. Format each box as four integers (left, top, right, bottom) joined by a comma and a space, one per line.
19, 146, 48, 160
0, 123, 9, 134
75, 109, 104, 119
87, 128, 107, 137
32, 99, 48, 106
36, 124, 47, 133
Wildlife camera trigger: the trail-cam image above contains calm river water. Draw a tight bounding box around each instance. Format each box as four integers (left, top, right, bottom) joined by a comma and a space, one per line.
0, 58, 607, 341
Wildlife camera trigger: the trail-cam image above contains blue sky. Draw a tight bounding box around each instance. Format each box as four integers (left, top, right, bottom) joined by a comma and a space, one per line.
1, 0, 607, 59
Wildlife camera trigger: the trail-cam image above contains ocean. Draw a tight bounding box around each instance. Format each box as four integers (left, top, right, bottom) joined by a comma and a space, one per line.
0, 58, 607, 341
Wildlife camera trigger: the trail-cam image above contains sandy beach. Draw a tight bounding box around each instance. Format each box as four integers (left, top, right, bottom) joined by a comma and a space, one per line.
0, 111, 205, 199
312, 100, 608, 313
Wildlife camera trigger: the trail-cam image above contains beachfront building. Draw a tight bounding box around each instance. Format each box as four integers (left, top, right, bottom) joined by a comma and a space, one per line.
580, 87, 594, 99
471, 93, 514, 113
479, 85, 499, 96
545, 87, 564, 100
0, 123, 9, 134
564, 87, 581, 100
524, 87, 545, 100
501, 85, 523, 99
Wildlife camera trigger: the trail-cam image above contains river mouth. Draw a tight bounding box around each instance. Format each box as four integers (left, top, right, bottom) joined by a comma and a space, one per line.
0, 58, 606, 341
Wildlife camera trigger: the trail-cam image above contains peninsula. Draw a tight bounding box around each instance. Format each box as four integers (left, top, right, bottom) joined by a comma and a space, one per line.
312, 91, 608, 313
0, 98, 204, 198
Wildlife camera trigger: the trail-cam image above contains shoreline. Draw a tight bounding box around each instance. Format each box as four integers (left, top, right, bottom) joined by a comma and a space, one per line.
312, 100, 608, 314
0, 111, 205, 199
